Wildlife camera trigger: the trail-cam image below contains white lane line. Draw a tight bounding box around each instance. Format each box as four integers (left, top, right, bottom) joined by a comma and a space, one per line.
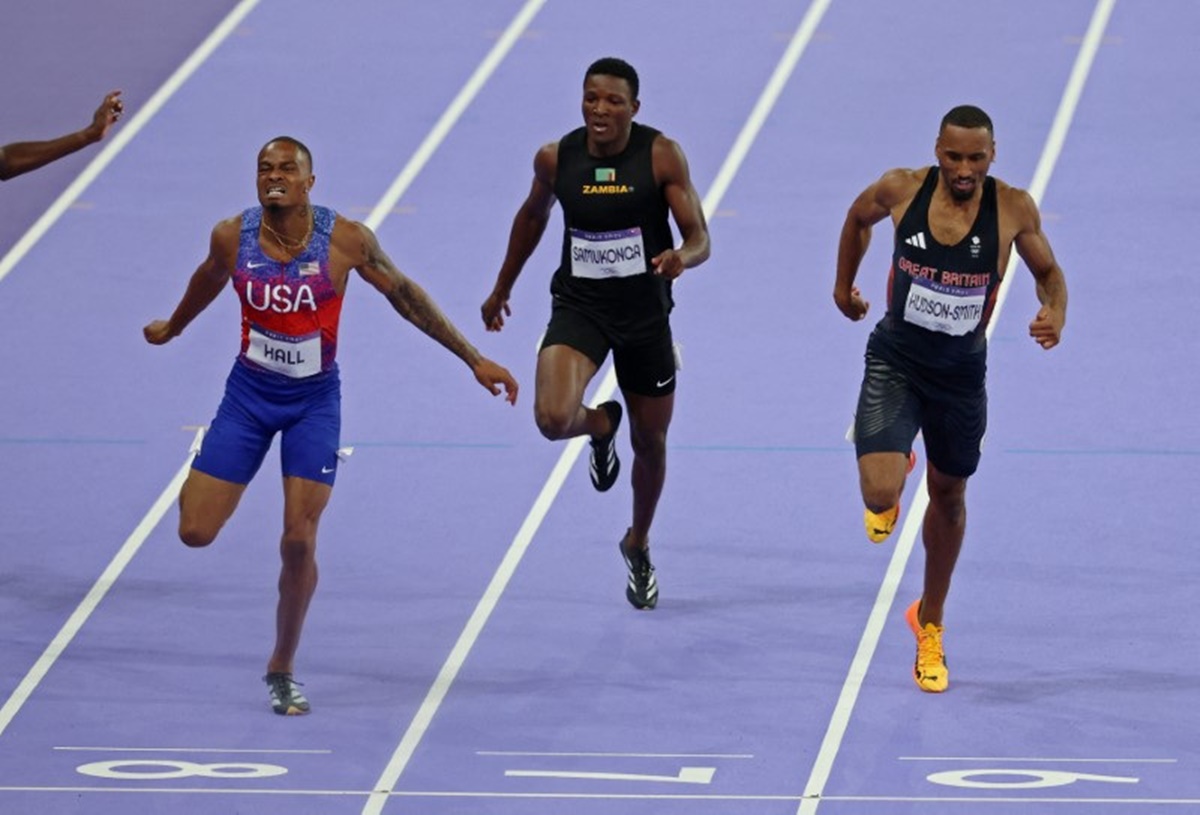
0, 786, 366, 797
584, 0, 836, 412
1, 786, 1191, 806
796, 2, 1118, 813
506, 766, 716, 784
362, 1, 834, 812
54, 746, 332, 754
0, 429, 204, 739
478, 751, 754, 759
900, 756, 1176, 763
362, 0, 549, 230
0, 0, 263, 286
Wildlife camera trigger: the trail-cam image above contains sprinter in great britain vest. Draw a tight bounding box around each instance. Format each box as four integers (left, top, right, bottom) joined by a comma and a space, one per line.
876, 167, 1002, 371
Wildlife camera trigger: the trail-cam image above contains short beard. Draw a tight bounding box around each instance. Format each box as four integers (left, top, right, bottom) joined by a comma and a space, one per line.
948, 183, 975, 202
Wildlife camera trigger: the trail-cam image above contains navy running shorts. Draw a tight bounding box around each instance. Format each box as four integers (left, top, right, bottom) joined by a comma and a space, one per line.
853, 348, 986, 479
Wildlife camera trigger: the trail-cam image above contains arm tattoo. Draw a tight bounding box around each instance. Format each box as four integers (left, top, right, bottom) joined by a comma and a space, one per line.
372, 244, 481, 366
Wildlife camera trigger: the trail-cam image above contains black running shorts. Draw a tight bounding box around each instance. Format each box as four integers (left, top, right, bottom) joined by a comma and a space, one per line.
540, 304, 677, 398
853, 347, 987, 479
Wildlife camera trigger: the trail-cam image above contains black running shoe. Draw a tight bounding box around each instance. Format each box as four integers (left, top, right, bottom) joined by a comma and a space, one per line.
589, 401, 622, 492
620, 530, 658, 610
264, 672, 310, 716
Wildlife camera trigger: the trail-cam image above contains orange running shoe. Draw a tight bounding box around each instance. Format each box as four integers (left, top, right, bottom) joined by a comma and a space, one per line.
864, 505, 899, 543
905, 599, 948, 693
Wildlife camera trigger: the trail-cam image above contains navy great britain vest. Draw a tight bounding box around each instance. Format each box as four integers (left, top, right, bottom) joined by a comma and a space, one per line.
874, 167, 1002, 373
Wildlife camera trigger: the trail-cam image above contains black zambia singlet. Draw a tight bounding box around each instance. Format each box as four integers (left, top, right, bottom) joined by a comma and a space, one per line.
871, 167, 1002, 376
550, 122, 676, 337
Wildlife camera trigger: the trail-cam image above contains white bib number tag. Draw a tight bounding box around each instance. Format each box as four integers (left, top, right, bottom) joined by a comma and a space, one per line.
903, 277, 986, 336
569, 227, 646, 279
247, 326, 321, 378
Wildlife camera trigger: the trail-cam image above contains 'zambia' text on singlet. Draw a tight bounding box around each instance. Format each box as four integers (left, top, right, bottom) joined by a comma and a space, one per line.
876, 167, 1002, 371
551, 122, 676, 336
233, 206, 343, 379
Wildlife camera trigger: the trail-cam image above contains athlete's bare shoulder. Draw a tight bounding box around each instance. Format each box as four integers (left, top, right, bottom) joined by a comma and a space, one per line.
330, 212, 362, 235
993, 176, 1033, 205
851, 167, 925, 223
650, 131, 687, 162
533, 140, 558, 185
992, 176, 1041, 229
650, 131, 691, 182
649, 129, 682, 152
210, 214, 242, 250
329, 213, 373, 261
213, 213, 242, 235
875, 167, 926, 205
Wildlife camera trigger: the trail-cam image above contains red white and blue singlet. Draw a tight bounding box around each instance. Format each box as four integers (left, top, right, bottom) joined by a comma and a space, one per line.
234, 205, 342, 379
191, 205, 344, 486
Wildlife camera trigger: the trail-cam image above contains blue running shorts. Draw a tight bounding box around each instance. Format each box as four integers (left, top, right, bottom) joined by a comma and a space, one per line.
193, 360, 342, 486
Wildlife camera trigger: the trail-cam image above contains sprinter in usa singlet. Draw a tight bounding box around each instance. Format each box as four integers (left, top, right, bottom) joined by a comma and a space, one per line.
196, 205, 345, 487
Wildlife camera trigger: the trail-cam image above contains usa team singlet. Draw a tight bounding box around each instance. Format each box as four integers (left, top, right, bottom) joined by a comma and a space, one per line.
192, 205, 344, 486
234, 205, 343, 379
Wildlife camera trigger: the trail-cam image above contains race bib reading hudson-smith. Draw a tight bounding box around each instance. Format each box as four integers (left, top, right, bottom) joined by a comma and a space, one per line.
903, 277, 986, 336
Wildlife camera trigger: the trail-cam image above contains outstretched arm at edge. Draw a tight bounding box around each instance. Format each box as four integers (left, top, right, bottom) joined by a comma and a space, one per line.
0, 91, 124, 181
348, 219, 519, 404
143, 217, 238, 344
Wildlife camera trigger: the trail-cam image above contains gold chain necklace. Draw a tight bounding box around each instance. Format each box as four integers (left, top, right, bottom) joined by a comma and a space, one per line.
260, 211, 312, 254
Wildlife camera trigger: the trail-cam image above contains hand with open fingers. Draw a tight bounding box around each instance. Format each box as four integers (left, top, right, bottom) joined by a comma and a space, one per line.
473, 358, 519, 405
89, 90, 124, 141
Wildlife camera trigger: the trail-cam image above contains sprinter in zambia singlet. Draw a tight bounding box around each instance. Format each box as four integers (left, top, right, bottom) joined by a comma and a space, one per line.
480, 58, 711, 611
550, 121, 675, 344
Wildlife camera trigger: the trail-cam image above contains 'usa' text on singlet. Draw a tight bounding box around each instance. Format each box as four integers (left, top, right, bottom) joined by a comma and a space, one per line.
243, 281, 318, 314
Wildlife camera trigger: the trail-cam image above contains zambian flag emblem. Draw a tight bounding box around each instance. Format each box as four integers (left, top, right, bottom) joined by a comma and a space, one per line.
594, 168, 616, 182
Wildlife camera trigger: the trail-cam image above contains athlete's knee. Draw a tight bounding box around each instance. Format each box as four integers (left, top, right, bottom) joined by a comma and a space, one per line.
927, 478, 967, 521
857, 452, 911, 511
534, 404, 575, 441
629, 425, 667, 462
279, 531, 316, 566
861, 486, 901, 513
178, 520, 218, 548
859, 472, 902, 513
